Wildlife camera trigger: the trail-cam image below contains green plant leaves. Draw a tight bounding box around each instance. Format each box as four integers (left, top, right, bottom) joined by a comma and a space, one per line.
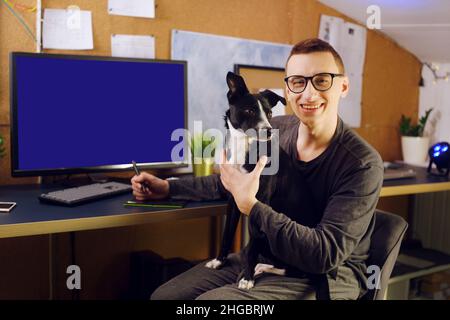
189, 133, 216, 160
399, 108, 433, 137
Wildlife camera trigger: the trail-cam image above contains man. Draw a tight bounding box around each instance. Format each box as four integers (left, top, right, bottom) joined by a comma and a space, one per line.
131, 38, 383, 300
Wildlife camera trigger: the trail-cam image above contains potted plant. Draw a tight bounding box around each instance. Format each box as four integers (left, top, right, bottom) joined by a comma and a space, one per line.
399, 108, 433, 165
0, 134, 6, 159
190, 133, 217, 177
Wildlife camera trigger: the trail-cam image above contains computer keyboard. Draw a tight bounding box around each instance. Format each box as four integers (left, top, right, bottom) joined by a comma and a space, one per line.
39, 181, 132, 206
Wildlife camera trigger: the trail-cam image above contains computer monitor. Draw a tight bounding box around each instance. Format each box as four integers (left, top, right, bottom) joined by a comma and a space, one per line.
10, 52, 188, 177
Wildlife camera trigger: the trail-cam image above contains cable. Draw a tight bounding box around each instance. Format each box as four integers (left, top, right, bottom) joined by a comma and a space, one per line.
1, 0, 36, 42
4, 0, 36, 12
424, 63, 450, 84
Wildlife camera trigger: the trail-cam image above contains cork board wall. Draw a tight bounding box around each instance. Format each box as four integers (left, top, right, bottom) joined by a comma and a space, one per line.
0, 0, 420, 185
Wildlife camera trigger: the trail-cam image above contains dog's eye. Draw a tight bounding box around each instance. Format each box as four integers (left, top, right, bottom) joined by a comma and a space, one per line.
267, 111, 272, 118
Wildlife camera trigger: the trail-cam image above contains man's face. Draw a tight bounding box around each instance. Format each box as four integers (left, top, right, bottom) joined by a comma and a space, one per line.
285, 52, 349, 128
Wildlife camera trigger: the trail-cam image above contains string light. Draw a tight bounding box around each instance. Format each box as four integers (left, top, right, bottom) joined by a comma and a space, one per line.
424, 62, 450, 85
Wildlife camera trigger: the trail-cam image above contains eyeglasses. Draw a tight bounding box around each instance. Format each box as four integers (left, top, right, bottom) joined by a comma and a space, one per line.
284, 73, 345, 94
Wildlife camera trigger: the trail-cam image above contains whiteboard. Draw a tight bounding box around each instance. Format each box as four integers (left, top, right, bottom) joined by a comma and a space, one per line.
171, 30, 292, 134
319, 15, 367, 128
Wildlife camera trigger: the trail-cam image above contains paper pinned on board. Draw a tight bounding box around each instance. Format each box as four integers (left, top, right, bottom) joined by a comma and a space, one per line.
43, 8, 93, 50
108, 0, 155, 18
111, 34, 155, 59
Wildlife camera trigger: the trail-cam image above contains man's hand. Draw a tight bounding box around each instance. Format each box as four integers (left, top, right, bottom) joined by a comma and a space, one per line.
219, 151, 268, 215
131, 172, 169, 201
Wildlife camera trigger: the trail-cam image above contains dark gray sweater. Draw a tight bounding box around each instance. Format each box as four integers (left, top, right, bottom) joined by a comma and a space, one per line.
169, 115, 384, 297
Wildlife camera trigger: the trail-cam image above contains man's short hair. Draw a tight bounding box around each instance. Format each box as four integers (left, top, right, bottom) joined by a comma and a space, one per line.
287, 38, 345, 74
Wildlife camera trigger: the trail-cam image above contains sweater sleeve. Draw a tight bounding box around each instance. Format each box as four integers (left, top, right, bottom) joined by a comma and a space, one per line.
168, 174, 229, 201
249, 164, 383, 274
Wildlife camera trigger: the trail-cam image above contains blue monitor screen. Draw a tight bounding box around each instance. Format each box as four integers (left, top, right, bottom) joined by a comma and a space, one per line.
11, 53, 187, 175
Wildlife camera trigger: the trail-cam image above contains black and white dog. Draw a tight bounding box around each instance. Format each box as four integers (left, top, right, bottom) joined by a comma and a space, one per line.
205, 72, 286, 289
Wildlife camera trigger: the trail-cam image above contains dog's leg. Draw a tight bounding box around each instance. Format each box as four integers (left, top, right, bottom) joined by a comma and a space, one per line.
237, 237, 259, 290
237, 186, 274, 289
205, 199, 241, 269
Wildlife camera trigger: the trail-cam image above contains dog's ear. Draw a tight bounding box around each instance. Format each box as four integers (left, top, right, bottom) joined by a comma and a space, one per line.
226, 72, 249, 97
260, 89, 286, 108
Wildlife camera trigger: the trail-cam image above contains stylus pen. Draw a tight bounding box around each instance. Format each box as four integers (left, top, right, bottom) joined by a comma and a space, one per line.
132, 160, 149, 193
124, 202, 183, 209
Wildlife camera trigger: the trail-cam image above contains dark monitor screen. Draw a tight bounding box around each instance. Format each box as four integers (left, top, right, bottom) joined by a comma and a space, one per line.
10, 53, 187, 176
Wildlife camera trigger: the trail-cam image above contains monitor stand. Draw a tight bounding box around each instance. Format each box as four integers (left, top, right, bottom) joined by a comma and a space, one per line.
38, 173, 111, 188
87, 173, 109, 183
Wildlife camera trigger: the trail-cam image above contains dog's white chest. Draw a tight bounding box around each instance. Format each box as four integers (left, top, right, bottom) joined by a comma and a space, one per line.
226, 119, 250, 173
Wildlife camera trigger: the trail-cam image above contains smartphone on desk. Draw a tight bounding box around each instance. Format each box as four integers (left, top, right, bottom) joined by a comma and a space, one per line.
0, 202, 17, 213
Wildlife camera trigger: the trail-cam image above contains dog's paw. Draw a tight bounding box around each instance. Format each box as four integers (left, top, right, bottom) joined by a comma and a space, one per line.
205, 258, 223, 269
254, 263, 286, 277
238, 278, 255, 290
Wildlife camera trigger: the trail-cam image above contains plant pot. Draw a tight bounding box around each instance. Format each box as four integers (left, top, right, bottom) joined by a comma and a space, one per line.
192, 158, 215, 177
401, 136, 430, 165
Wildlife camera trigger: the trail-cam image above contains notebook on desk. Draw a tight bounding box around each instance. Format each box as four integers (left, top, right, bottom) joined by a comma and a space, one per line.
383, 168, 417, 181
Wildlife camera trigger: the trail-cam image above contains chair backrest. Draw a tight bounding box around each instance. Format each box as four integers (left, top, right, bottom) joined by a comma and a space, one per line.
362, 209, 408, 300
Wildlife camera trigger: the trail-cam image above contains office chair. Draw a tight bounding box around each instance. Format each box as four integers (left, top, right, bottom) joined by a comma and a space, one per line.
361, 209, 408, 300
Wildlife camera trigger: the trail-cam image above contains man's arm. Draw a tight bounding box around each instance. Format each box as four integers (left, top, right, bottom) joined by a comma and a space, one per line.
249, 164, 383, 274
169, 174, 229, 201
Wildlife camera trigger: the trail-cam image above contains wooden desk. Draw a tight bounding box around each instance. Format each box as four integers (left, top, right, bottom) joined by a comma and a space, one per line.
379, 165, 450, 242
0, 167, 449, 299
380, 166, 450, 299
381, 165, 450, 197
0, 184, 227, 239
0, 184, 227, 299
1, 165, 449, 238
